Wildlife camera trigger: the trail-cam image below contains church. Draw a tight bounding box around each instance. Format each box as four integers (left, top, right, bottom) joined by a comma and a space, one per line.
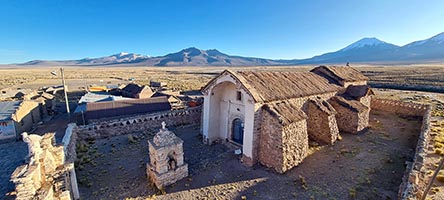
201, 66, 373, 173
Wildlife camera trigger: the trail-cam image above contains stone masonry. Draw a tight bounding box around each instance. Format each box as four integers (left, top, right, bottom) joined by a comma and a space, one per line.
147, 122, 188, 190
11, 132, 72, 200
306, 99, 339, 144
329, 96, 370, 134
77, 106, 201, 140
259, 110, 308, 173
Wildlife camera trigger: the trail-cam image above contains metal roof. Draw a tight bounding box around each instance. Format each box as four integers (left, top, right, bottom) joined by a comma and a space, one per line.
84, 96, 171, 120
0, 101, 21, 121
78, 92, 132, 104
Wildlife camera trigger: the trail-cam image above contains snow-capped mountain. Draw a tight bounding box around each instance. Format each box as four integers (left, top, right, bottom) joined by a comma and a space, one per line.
21, 52, 150, 66
397, 32, 444, 60
295, 37, 399, 64
340, 37, 399, 52
294, 32, 444, 64
78, 52, 149, 64
17, 32, 444, 66
404, 32, 444, 47
153, 47, 280, 66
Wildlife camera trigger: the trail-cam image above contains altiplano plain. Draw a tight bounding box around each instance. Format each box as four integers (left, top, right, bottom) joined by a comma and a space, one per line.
1, 65, 444, 199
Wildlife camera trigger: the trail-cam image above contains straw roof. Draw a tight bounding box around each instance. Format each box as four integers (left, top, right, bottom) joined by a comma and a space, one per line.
236, 71, 340, 103
311, 66, 369, 82
262, 100, 307, 126
343, 85, 374, 100
330, 96, 368, 113
307, 98, 337, 115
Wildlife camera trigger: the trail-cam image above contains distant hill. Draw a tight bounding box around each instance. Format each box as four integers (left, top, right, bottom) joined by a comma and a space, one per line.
153, 47, 281, 66
293, 32, 444, 64
20, 52, 150, 66
16, 32, 444, 66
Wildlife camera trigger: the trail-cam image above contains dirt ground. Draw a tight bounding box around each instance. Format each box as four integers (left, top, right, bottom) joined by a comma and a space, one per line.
374, 89, 444, 200
75, 110, 421, 200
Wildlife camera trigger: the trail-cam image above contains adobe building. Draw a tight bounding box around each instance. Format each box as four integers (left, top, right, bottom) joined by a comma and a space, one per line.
121, 83, 154, 99
0, 101, 42, 141
201, 66, 372, 173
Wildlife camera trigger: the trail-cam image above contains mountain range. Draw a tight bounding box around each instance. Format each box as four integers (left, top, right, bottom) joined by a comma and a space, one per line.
18, 32, 444, 66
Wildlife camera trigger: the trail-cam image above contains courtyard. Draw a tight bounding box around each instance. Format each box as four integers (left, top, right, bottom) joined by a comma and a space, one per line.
74, 110, 421, 199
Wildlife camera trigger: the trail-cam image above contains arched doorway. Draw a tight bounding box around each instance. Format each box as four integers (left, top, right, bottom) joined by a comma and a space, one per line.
232, 118, 244, 144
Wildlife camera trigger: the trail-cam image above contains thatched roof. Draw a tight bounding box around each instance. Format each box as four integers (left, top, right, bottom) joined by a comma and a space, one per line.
330, 96, 368, 113
308, 98, 336, 115
236, 71, 340, 103
262, 100, 307, 126
311, 66, 369, 83
343, 85, 374, 100
201, 70, 263, 102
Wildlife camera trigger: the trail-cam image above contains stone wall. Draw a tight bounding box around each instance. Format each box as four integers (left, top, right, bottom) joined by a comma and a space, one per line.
360, 95, 372, 109
371, 98, 429, 116
258, 110, 308, 173
343, 80, 367, 88
370, 98, 431, 199
306, 100, 339, 144
248, 105, 263, 166
283, 92, 337, 111
10, 133, 73, 200
258, 110, 283, 172
76, 106, 201, 140
281, 120, 308, 173
63, 123, 78, 163
62, 123, 80, 199
329, 101, 366, 134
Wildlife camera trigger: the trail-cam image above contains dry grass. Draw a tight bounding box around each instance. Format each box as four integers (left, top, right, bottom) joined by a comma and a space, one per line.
360, 65, 444, 92
2, 64, 444, 93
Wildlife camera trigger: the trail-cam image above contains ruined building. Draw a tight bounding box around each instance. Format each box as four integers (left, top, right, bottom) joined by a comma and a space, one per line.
201, 66, 373, 173
10, 132, 77, 200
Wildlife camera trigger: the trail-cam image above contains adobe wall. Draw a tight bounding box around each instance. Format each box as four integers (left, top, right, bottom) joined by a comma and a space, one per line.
76, 106, 201, 140
370, 98, 431, 199
13, 101, 42, 134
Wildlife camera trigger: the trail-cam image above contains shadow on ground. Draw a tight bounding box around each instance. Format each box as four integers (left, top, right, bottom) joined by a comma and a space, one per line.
76, 110, 421, 200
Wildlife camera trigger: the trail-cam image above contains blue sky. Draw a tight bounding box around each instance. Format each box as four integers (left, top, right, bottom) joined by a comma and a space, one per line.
0, 0, 443, 64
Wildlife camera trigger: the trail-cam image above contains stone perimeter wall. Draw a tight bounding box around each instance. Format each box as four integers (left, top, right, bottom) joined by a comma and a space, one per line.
371, 98, 431, 199
371, 98, 429, 116
75, 106, 202, 139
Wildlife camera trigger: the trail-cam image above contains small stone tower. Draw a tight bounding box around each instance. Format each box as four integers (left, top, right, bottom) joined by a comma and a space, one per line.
147, 122, 188, 189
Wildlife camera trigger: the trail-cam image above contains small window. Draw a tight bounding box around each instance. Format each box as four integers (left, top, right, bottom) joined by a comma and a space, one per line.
236, 91, 242, 101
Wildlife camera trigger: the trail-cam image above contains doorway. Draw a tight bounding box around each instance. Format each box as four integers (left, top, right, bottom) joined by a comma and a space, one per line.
232, 118, 244, 144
